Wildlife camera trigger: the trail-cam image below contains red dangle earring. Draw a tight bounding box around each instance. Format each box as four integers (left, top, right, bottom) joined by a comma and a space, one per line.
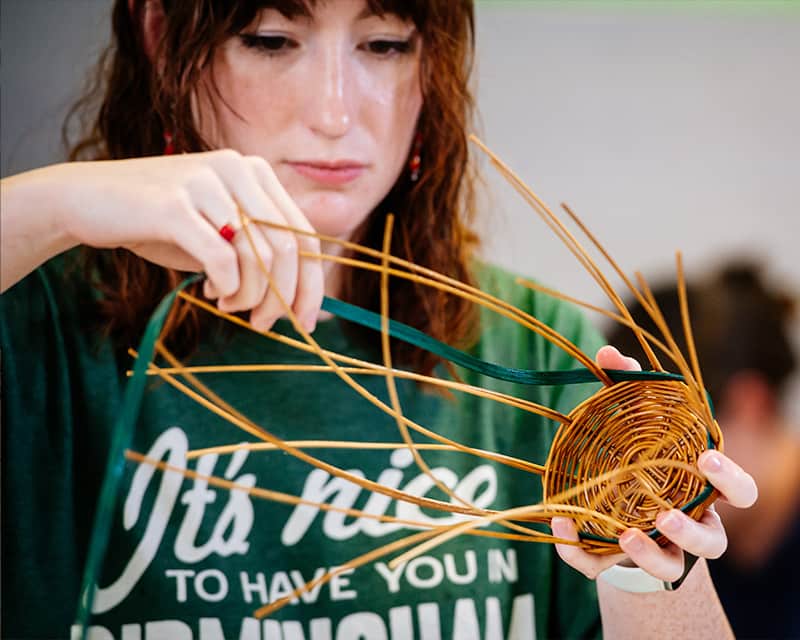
163, 131, 175, 155
409, 132, 422, 182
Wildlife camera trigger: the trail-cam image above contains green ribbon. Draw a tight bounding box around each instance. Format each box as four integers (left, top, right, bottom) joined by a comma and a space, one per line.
74, 275, 201, 636
322, 296, 687, 386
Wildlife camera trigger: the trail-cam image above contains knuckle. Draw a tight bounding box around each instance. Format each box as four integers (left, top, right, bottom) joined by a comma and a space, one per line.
160, 192, 194, 235
259, 250, 274, 273
186, 166, 222, 194
213, 148, 242, 164
246, 154, 274, 178
666, 565, 684, 583
707, 547, 725, 561
205, 244, 236, 275
250, 300, 269, 320
161, 189, 191, 215
303, 235, 322, 254
272, 232, 298, 256
708, 533, 728, 560
245, 244, 273, 274
209, 149, 244, 176
293, 299, 318, 323
231, 281, 266, 310
194, 164, 219, 184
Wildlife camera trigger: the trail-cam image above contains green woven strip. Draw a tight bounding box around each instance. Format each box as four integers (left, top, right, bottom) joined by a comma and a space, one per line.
74, 276, 201, 637
322, 296, 684, 385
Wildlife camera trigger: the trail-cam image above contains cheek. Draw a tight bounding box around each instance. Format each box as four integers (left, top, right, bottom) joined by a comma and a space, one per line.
199, 54, 297, 155
360, 67, 423, 176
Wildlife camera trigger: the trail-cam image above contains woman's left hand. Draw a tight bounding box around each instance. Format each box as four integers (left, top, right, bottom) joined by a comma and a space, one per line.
551, 345, 759, 583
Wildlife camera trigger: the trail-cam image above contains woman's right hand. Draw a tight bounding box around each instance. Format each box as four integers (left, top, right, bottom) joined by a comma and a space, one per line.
0, 150, 324, 332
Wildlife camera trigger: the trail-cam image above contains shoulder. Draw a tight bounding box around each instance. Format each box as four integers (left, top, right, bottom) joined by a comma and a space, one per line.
1, 251, 121, 406
1, 252, 97, 349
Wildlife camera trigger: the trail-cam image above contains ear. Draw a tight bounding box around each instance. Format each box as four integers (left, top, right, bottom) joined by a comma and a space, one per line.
137, 0, 166, 62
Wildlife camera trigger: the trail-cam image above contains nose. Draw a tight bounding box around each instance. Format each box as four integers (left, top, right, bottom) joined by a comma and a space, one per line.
307, 43, 353, 139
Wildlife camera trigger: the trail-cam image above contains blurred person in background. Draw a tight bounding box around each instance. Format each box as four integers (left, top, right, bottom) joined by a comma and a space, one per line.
608, 261, 800, 639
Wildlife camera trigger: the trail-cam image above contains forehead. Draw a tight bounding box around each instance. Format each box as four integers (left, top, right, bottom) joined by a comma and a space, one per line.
259, 0, 416, 19
194, 0, 421, 31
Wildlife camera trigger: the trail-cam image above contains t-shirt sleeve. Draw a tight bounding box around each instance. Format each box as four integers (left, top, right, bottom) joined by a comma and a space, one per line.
1, 261, 122, 637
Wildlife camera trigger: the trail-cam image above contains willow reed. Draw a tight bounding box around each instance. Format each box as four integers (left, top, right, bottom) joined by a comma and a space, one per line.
123, 136, 722, 618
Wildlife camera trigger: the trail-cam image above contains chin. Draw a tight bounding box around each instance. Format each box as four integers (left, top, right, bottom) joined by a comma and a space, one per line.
295, 192, 375, 240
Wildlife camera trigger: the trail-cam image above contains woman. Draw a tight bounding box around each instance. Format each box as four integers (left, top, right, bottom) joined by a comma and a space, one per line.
1, 1, 756, 638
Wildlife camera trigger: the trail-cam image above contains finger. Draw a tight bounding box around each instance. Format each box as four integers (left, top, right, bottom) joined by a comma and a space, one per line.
551, 517, 626, 579
162, 193, 239, 297
655, 508, 727, 559
203, 279, 218, 300
219, 223, 272, 317
134, 241, 202, 273
185, 166, 239, 232
209, 152, 299, 324
618, 528, 684, 582
698, 450, 758, 508
208, 150, 277, 230
596, 345, 642, 371
185, 170, 241, 303
248, 156, 324, 332
248, 217, 299, 331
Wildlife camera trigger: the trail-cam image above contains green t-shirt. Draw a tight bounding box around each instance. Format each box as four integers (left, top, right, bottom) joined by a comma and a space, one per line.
1, 258, 605, 640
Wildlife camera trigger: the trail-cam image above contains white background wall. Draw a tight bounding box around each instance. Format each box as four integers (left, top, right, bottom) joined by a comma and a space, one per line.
2, 1, 798, 414
471, 2, 800, 417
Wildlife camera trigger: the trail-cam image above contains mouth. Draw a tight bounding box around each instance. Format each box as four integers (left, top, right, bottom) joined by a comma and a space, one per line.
286, 160, 367, 186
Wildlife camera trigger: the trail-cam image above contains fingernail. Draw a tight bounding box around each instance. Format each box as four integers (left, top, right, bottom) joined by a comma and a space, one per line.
702, 453, 722, 473
626, 356, 642, 371
620, 531, 643, 552
657, 510, 683, 533
301, 313, 317, 334
550, 517, 567, 533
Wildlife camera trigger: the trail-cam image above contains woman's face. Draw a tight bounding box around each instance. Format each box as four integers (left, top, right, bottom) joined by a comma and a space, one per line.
199, 0, 423, 238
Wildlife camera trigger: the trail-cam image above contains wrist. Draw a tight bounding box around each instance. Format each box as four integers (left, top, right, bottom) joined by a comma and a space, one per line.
9, 164, 81, 247
39, 162, 89, 249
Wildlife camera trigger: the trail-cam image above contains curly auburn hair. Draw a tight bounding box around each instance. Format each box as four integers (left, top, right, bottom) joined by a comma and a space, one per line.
67, 0, 479, 376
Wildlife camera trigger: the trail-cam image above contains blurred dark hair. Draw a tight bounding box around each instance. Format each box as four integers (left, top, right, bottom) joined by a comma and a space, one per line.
65, 0, 478, 374
607, 262, 797, 405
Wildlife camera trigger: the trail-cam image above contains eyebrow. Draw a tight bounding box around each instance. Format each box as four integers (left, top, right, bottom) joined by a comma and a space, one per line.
355, 6, 397, 21
356, 7, 374, 20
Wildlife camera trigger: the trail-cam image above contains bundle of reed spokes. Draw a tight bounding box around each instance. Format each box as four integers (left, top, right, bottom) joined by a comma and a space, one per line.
75, 136, 722, 627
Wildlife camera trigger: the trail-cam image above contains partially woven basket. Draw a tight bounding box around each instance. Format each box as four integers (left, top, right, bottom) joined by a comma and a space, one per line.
545, 379, 717, 553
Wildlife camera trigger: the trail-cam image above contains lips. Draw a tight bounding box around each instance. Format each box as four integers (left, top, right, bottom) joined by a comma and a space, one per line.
287, 160, 367, 186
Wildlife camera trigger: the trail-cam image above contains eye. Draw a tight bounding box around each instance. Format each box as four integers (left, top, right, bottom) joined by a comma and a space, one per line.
362, 38, 413, 57
239, 34, 298, 55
